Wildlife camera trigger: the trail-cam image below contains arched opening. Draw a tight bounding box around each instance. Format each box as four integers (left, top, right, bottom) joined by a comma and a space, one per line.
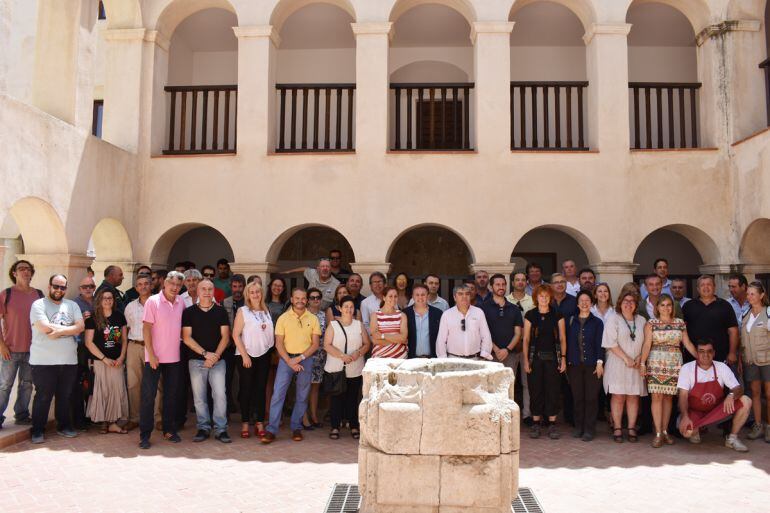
88, 218, 133, 288
6, 197, 68, 255
155, 3, 239, 155
150, 224, 234, 270
387, 225, 473, 303
627, 2, 699, 149
509, 1, 590, 150
389, 2, 475, 151
511, 226, 596, 278
273, 2, 356, 152
740, 218, 770, 289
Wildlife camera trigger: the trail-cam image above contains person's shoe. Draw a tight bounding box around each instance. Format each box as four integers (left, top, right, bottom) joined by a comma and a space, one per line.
215, 431, 232, 444
30, 432, 44, 444
662, 431, 675, 445
764, 424, 770, 444
725, 434, 749, 452
688, 430, 701, 444
547, 424, 561, 440
56, 428, 78, 438
163, 432, 181, 443
292, 429, 304, 441
139, 438, 151, 450
747, 422, 763, 440
192, 430, 210, 442
260, 432, 276, 444
522, 417, 534, 427
581, 432, 594, 442
571, 428, 583, 438
14, 417, 32, 425
651, 434, 664, 448
529, 423, 541, 439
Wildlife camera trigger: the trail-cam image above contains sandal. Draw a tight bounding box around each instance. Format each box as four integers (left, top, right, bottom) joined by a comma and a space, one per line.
613, 428, 624, 443
255, 422, 266, 438
99, 422, 109, 435
108, 423, 128, 434
241, 424, 250, 439
329, 429, 340, 440
627, 428, 639, 443
350, 428, 360, 440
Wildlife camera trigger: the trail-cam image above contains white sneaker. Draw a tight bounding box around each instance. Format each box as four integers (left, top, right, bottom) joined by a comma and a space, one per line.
725, 435, 749, 452
747, 423, 763, 440
688, 430, 701, 444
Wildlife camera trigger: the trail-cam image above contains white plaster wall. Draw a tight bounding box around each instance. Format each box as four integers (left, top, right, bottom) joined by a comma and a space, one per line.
1, 0, 38, 102
628, 47, 698, 83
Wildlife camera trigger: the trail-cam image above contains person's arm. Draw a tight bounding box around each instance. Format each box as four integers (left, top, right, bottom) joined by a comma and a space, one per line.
116, 325, 128, 366
522, 318, 531, 373
682, 329, 697, 359
723, 364, 744, 414
232, 310, 251, 368
275, 334, 299, 371
214, 323, 230, 360
358, 322, 372, 359
0, 304, 9, 360
395, 313, 408, 345
435, 313, 449, 358
594, 321, 605, 378
143, 321, 158, 370
304, 334, 320, 359
84, 328, 112, 366
325, 307, 334, 326
678, 389, 693, 433
639, 322, 654, 376
279, 266, 308, 275
557, 318, 567, 372
479, 314, 494, 360
370, 312, 386, 346
323, 323, 347, 361
727, 326, 739, 364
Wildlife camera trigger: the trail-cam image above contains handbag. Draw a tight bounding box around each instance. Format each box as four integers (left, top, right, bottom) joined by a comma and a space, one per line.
323, 321, 348, 396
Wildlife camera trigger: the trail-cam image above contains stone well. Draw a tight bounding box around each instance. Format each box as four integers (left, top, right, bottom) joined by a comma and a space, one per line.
358, 358, 520, 513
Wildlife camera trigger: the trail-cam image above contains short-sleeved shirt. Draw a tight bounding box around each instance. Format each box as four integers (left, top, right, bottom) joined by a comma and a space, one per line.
525, 309, 563, 353
682, 298, 738, 362
29, 298, 83, 365
0, 287, 42, 352
142, 292, 185, 364
482, 299, 523, 349
553, 295, 578, 319
303, 268, 340, 310
124, 298, 146, 341
275, 308, 322, 354
182, 304, 229, 359
85, 311, 127, 360
212, 277, 232, 298
677, 361, 740, 391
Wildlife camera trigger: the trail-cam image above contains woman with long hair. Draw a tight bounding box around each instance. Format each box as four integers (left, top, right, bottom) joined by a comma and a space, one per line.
591, 282, 615, 324
392, 272, 411, 310
84, 289, 129, 434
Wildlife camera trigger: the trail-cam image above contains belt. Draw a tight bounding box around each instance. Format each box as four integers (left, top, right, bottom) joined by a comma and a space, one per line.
448, 352, 480, 359
288, 352, 304, 358
129, 339, 145, 346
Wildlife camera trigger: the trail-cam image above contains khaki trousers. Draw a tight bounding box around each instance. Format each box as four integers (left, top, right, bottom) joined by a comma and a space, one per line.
126, 341, 161, 424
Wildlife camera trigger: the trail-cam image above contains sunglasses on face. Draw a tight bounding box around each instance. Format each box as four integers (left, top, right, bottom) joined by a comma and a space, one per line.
80, 285, 95, 289
203, 273, 215, 278
309, 296, 322, 301
51, 284, 67, 291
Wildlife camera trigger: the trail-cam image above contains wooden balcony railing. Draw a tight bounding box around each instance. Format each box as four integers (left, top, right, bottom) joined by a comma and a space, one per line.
390, 83, 474, 151
164, 85, 237, 155
629, 82, 700, 149
276, 84, 355, 152
510, 81, 588, 150
760, 59, 770, 126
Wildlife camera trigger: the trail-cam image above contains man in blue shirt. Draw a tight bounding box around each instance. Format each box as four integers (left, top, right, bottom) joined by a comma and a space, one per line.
404, 284, 442, 358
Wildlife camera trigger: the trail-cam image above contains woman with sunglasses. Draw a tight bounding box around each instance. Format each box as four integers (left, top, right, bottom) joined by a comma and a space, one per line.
370, 286, 408, 359
84, 289, 129, 434
304, 288, 328, 429
602, 289, 647, 442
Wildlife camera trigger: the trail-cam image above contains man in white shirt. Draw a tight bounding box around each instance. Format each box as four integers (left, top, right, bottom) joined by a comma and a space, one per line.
435, 284, 493, 360
407, 273, 449, 312
361, 272, 386, 334
641, 258, 672, 299
180, 269, 202, 307
562, 260, 581, 296
677, 339, 751, 452
123, 275, 153, 431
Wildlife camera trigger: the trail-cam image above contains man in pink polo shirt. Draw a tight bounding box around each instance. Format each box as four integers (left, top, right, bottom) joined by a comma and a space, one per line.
138, 271, 186, 449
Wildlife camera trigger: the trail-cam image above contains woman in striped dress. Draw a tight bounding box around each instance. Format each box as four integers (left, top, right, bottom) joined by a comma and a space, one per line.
370, 286, 408, 359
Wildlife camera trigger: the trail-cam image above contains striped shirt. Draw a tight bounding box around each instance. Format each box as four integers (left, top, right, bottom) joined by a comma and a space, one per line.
371, 310, 407, 359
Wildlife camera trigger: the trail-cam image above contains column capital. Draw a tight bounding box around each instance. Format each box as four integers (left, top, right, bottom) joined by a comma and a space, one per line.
470, 262, 515, 275
739, 264, 770, 275
230, 262, 278, 275
233, 25, 281, 47
144, 30, 170, 51
351, 22, 393, 39
695, 19, 761, 46
350, 262, 391, 275
470, 21, 514, 44
591, 262, 639, 274
698, 264, 739, 275
103, 28, 146, 42
582, 23, 632, 45
20, 253, 94, 269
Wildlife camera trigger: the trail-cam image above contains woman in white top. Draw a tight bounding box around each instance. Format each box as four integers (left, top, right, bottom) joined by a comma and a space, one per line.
324, 295, 371, 440
602, 289, 648, 443
232, 281, 274, 439
591, 282, 615, 324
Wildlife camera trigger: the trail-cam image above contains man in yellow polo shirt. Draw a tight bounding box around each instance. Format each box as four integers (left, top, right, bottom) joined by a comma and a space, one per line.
262, 288, 321, 443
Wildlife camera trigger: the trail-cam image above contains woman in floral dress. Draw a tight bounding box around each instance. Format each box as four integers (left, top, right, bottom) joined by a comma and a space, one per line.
640, 294, 697, 448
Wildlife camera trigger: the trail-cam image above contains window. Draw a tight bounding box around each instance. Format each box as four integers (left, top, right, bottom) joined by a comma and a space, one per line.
92, 100, 104, 138
98, 1, 106, 20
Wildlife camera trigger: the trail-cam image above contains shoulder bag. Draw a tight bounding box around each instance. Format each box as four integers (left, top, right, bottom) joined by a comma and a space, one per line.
323, 320, 348, 396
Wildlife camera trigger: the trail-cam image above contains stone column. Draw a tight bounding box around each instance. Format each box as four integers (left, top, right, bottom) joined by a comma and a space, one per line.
351, 262, 391, 296
230, 262, 277, 288
472, 22, 514, 155
584, 24, 632, 153
233, 26, 279, 156
102, 28, 146, 152
471, 262, 516, 292
699, 264, 736, 298
592, 262, 639, 298
740, 264, 770, 283
352, 23, 392, 155
19, 253, 94, 298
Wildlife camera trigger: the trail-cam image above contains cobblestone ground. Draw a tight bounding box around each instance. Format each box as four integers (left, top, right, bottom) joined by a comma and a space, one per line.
2, 420, 769, 512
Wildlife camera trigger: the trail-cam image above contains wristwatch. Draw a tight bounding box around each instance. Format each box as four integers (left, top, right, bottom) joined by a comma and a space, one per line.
300, 354, 306, 361
201, 350, 208, 357
380, 334, 385, 340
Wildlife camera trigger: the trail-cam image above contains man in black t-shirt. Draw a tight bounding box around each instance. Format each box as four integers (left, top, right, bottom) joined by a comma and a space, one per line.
181, 279, 231, 443
682, 275, 739, 365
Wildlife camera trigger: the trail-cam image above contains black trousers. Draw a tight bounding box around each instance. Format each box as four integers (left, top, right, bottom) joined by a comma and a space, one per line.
224, 345, 237, 412
70, 344, 90, 428
176, 349, 189, 427
31, 364, 77, 435
330, 376, 362, 429
567, 364, 600, 435
237, 352, 272, 423
139, 362, 181, 440
529, 357, 561, 419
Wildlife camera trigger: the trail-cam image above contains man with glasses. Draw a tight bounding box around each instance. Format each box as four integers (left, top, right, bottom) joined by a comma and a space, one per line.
0, 260, 43, 429
29, 274, 85, 443
71, 276, 96, 430
262, 288, 321, 443
361, 272, 387, 334
436, 284, 493, 360
329, 249, 352, 282
551, 273, 578, 319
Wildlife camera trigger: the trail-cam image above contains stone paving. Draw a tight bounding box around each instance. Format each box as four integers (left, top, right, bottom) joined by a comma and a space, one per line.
1, 420, 769, 512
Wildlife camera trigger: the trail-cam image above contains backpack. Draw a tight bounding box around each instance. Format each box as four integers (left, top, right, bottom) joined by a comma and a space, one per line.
3, 287, 44, 306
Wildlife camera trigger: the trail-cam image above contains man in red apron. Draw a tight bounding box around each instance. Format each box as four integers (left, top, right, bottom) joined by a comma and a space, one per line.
677, 339, 752, 452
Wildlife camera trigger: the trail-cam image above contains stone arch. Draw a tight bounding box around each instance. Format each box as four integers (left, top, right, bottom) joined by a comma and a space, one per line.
624, 0, 711, 35
386, 223, 475, 277
150, 223, 234, 267
89, 218, 133, 262
390, 60, 469, 82
508, 0, 596, 34
101, 0, 143, 29
511, 224, 601, 275
389, 0, 476, 25
266, 223, 356, 264
632, 224, 720, 270
155, 0, 238, 39
270, 0, 356, 33
5, 197, 68, 254
739, 218, 770, 264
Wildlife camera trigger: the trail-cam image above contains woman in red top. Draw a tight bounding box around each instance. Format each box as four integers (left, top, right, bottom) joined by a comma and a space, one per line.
369, 287, 408, 359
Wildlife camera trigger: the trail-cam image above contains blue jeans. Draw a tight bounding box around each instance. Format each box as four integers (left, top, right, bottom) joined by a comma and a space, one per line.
267, 356, 314, 434
0, 352, 33, 425
188, 359, 227, 434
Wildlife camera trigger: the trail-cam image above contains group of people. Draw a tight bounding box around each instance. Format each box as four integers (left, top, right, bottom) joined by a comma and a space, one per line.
0, 254, 767, 454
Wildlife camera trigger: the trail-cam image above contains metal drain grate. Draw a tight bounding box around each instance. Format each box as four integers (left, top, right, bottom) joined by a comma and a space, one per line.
323, 484, 543, 513
323, 483, 361, 513
512, 487, 545, 513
